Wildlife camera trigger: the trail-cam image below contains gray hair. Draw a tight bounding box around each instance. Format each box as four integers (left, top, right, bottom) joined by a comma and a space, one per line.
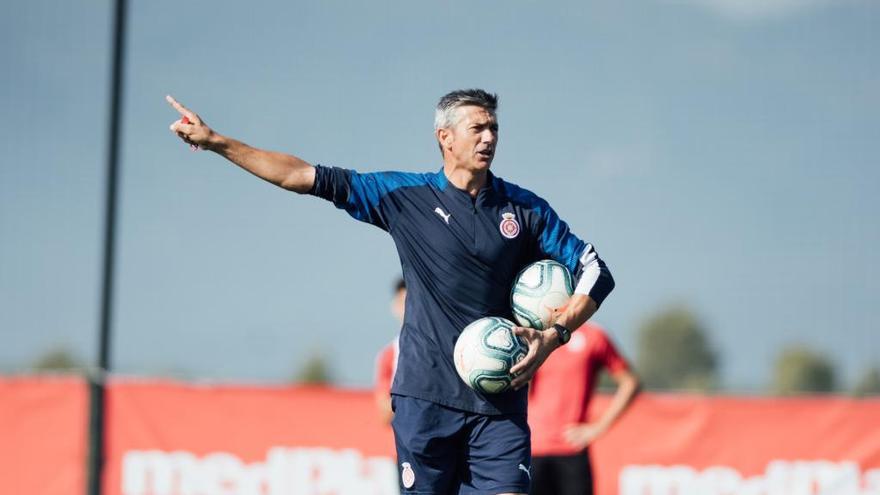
433, 89, 498, 130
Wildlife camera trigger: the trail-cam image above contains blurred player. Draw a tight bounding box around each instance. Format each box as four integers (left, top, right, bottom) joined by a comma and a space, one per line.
528, 322, 640, 495
375, 278, 406, 424
166, 89, 614, 495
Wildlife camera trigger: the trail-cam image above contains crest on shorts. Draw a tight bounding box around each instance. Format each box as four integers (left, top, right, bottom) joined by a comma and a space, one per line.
401, 462, 415, 489
499, 212, 520, 239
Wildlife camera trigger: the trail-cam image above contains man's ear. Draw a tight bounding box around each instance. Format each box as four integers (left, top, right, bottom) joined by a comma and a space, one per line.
436, 127, 452, 151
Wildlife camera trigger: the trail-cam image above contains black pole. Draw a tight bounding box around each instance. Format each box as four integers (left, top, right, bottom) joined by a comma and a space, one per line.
88, 0, 127, 493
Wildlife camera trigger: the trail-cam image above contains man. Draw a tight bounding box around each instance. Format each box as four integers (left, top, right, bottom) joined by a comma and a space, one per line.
528, 322, 640, 495
166, 89, 614, 495
375, 277, 406, 424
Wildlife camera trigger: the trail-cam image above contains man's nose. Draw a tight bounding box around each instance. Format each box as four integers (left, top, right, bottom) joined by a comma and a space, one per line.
481, 129, 497, 143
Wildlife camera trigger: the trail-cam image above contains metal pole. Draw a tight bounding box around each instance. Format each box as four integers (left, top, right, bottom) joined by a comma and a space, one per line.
88, 0, 127, 493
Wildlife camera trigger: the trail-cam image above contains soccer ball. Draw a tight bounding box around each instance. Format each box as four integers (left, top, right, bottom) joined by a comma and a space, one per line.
453, 317, 528, 394
510, 260, 574, 330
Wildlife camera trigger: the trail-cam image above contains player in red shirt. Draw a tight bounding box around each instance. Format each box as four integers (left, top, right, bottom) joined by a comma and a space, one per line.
528, 322, 640, 495
374, 278, 406, 424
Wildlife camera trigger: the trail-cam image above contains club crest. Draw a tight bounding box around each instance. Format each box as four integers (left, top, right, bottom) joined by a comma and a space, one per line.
499, 212, 520, 239
401, 462, 415, 488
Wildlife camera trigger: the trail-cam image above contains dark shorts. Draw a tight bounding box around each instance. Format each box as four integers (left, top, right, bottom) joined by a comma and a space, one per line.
391, 395, 531, 494
530, 450, 593, 495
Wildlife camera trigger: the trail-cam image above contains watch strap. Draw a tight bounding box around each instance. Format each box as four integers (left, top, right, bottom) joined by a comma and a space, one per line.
551, 323, 571, 345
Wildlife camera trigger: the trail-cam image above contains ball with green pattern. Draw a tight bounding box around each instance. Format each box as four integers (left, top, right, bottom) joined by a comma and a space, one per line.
453, 317, 528, 394
510, 259, 574, 330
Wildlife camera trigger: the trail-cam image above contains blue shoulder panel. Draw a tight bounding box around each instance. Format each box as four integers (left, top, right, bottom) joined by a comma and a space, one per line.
310, 165, 431, 230
498, 176, 615, 306
498, 177, 586, 275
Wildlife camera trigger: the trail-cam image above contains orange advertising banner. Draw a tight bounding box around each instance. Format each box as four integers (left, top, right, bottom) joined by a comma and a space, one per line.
3, 377, 879, 495
0, 376, 88, 495
589, 394, 880, 495
103, 380, 398, 495
102, 380, 880, 495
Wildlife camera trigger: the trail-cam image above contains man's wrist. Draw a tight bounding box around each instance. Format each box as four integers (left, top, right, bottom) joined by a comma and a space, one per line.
543, 329, 562, 349
205, 131, 226, 151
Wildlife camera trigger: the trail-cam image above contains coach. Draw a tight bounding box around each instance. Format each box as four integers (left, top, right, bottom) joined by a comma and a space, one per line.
167, 89, 614, 495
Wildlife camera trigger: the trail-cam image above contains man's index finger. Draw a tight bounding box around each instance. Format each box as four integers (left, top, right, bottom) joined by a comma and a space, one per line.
165, 95, 195, 119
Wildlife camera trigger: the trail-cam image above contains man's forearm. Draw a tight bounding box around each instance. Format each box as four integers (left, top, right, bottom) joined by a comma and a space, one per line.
553, 248, 614, 336
209, 133, 316, 193
597, 372, 640, 432
556, 294, 598, 333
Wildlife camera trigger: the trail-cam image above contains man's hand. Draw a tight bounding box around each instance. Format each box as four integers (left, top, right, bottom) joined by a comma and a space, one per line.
166, 95, 216, 150
563, 422, 606, 450
509, 326, 559, 390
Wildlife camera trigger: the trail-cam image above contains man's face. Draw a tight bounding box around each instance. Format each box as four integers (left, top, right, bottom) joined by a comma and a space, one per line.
438, 105, 498, 171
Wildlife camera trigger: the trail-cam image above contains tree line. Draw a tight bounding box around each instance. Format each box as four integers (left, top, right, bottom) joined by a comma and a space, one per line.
12, 306, 880, 396
633, 305, 880, 396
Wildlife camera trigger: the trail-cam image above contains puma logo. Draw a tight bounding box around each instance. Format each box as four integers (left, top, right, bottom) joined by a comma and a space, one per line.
518, 463, 531, 480
434, 207, 451, 224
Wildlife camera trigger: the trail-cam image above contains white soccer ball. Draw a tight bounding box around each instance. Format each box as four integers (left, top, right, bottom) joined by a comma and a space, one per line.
510, 260, 574, 330
453, 317, 528, 394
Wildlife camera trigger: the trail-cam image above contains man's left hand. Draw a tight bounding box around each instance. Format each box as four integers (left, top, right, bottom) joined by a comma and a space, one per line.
563, 422, 606, 450
509, 326, 559, 390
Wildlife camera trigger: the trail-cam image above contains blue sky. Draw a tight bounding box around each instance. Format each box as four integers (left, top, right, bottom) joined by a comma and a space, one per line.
2, 0, 877, 391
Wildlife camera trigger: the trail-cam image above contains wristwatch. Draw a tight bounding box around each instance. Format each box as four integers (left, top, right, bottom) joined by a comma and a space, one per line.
550, 323, 571, 345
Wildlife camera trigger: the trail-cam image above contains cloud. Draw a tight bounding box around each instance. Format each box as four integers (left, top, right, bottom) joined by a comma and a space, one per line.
664, 0, 847, 21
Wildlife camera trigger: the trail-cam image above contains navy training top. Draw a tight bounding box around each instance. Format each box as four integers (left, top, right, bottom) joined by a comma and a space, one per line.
309, 165, 613, 415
